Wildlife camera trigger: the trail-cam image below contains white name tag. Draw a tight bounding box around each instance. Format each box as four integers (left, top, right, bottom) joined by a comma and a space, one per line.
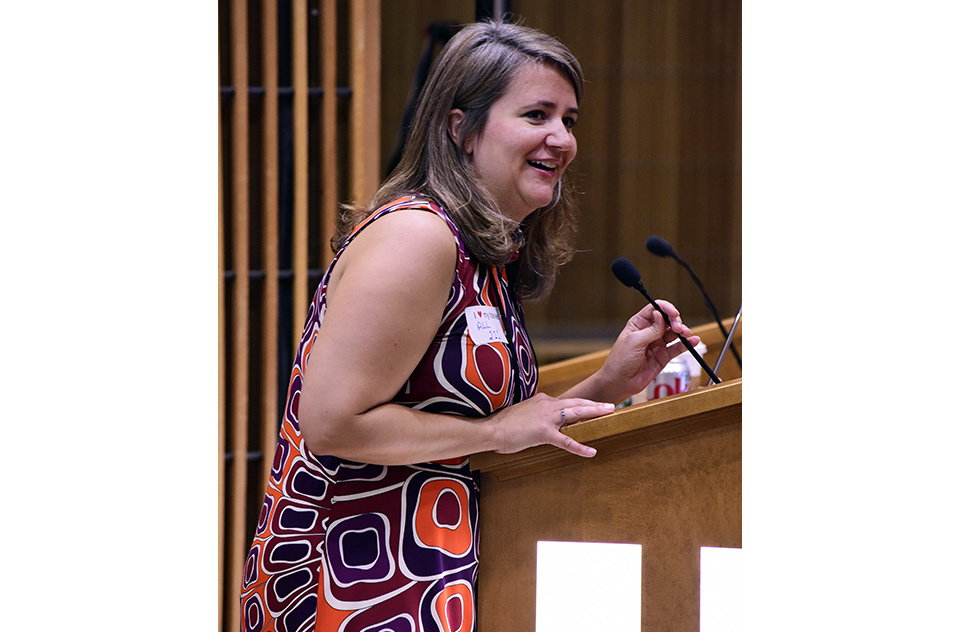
465, 306, 506, 346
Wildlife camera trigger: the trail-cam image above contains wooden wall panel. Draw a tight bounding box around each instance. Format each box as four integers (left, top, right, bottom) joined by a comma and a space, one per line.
379, 1, 477, 178
375, 1, 740, 362
511, 0, 742, 360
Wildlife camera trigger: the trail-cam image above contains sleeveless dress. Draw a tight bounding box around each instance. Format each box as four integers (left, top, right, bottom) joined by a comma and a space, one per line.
240, 195, 538, 632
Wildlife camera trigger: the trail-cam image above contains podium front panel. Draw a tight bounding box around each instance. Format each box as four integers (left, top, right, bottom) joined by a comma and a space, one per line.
473, 381, 741, 631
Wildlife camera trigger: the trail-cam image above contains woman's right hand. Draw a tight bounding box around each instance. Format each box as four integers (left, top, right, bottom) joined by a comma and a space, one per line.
489, 393, 615, 458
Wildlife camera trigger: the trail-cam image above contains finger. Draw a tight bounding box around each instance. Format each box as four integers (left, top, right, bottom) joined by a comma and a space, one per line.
649, 310, 671, 339
557, 402, 616, 427
649, 341, 675, 370
654, 299, 680, 319
549, 429, 597, 458
662, 335, 702, 365
663, 340, 688, 364
652, 300, 692, 335
634, 303, 659, 327
671, 319, 692, 337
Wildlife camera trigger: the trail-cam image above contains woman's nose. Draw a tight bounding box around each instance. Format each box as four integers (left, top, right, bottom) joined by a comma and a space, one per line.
546, 121, 575, 152
546, 122, 574, 151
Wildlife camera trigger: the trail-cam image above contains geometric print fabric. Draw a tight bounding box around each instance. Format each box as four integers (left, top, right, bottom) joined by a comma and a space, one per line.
240, 197, 538, 631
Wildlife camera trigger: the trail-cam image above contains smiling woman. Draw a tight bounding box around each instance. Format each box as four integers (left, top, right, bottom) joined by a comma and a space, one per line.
239, 20, 699, 632
449, 63, 579, 223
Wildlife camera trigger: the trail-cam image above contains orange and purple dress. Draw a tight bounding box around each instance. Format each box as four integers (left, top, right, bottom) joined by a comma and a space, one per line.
240, 195, 538, 632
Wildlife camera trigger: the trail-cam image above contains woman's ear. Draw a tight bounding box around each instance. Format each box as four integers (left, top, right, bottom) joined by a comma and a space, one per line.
447, 108, 470, 154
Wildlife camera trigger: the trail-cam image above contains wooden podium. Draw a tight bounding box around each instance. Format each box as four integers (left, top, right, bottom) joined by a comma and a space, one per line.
471, 320, 742, 631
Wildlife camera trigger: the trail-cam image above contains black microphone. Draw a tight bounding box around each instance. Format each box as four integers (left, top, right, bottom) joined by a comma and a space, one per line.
645, 235, 741, 369
611, 257, 721, 385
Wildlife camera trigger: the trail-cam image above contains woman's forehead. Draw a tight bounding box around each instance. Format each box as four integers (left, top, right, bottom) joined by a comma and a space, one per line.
499, 63, 579, 109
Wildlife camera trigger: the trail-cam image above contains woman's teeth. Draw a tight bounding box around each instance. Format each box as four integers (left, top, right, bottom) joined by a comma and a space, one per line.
529, 160, 557, 171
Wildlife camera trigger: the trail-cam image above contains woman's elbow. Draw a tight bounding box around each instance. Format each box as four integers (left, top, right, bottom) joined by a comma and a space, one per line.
296, 393, 350, 456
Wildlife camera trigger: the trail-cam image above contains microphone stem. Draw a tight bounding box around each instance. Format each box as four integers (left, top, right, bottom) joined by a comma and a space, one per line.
673, 253, 742, 369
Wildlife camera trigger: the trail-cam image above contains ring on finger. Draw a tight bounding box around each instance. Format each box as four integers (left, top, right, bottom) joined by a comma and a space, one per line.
560, 409, 566, 424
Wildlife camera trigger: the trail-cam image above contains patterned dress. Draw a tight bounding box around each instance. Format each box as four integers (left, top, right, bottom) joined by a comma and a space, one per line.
240, 195, 538, 632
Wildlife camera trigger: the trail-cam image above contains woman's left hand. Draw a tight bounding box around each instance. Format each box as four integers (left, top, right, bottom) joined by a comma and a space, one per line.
587, 300, 700, 404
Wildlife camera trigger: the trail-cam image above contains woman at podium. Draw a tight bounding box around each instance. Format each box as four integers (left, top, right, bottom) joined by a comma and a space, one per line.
240, 19, 697, 632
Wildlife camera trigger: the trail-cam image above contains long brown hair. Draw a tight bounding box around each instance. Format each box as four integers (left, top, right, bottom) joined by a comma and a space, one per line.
334, 20, 585, 301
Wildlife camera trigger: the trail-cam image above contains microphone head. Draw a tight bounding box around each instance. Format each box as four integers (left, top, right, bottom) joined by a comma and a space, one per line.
645, 235, 674, 258
611, 257, 642, 288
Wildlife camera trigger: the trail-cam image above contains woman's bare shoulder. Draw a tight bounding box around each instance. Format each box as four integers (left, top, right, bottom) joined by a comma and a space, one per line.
328, 207, 458, 301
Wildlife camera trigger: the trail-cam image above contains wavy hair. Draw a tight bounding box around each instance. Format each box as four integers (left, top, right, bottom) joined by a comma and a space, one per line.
334, 20, 584, 301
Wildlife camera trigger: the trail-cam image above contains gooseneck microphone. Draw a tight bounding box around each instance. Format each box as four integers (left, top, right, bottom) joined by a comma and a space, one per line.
611, 257, 721, 385
645, 235, 742, 369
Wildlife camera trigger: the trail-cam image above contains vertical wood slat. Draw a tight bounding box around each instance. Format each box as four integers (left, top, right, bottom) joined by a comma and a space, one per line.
261, 0, 280, 483
660, 0, 682, 267
227, 0, 250, 629
217, 65, 226, 632
349, 0, 381, 207
320, 0, 338, 271
293, 0, 310, 328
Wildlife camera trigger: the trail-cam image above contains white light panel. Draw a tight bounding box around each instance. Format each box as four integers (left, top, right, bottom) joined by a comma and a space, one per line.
700, 546, 742, 632
535, 540, 642, 632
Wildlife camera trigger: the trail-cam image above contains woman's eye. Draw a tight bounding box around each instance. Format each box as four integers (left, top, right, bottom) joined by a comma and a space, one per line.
524, 110, 546, 121
563, 117, 577, 129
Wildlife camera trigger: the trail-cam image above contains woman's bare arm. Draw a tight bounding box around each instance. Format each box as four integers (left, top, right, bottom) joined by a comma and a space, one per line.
297, 209, 610, 464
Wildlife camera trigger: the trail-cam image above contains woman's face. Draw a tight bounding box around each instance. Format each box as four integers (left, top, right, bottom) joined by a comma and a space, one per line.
451, 63, 579, 223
